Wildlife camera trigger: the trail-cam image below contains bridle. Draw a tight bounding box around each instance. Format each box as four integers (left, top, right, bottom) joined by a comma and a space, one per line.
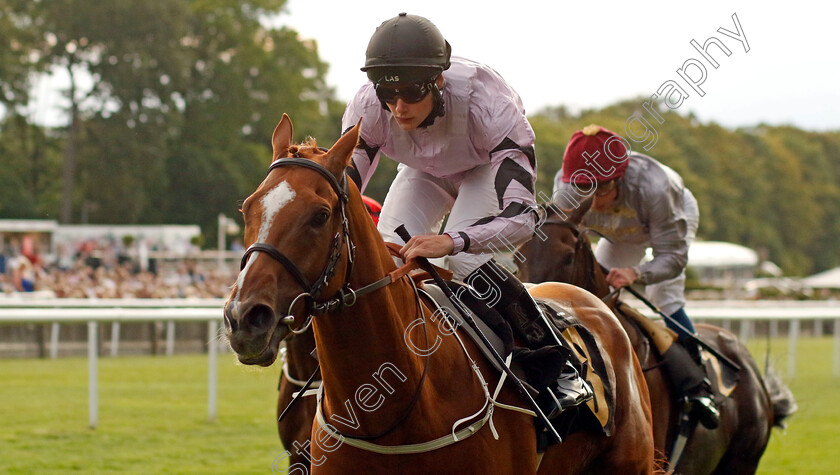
240, 155, 356, 333
244, 153, 434, 443
239, 154, 416, 330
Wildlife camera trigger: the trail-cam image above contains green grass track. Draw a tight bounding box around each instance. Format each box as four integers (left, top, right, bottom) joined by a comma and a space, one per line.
0, 338, 837, 473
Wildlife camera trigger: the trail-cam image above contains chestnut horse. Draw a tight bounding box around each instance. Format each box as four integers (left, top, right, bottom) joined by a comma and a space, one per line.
224, 115, 654, 474
517, 203, 796, 474
277, 196, 381, 470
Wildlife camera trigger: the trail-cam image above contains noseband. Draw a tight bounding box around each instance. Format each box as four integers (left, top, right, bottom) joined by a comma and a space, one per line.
240, 156, 356, 325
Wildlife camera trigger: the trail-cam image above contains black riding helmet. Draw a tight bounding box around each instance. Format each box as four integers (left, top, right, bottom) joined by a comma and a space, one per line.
362, 13, 450, 126
362, 13, 451, 84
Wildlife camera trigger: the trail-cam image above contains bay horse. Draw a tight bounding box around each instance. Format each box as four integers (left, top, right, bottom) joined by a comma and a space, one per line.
224, 114, 655, 473
517, 203, 796, 474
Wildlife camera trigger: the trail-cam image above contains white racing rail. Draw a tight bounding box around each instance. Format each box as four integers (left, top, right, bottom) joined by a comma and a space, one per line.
2, 298, 840, 429
0, 298, 225, 428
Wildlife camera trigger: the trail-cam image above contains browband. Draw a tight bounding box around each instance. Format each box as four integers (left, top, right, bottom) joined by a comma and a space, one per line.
268, 157, 348, 203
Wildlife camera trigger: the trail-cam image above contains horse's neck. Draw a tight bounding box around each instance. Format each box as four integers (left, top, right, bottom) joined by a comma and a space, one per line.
575, 242, 611, 298
312, 210, 429, 426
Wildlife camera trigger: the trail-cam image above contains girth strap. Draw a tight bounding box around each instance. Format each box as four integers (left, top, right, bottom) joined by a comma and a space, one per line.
314, 393, 493, 454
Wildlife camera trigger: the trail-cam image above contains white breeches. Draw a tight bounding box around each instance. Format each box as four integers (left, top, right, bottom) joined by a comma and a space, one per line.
377, 164, 499, 280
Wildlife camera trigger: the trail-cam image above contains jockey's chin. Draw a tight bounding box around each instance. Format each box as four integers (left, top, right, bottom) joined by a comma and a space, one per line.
592, 192, 618, 212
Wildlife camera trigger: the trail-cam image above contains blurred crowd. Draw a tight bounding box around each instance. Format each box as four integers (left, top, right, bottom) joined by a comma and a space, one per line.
1, 237, 238, 299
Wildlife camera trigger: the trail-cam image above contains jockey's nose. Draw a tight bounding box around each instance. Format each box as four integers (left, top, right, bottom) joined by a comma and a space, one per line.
393, 97, 410, 111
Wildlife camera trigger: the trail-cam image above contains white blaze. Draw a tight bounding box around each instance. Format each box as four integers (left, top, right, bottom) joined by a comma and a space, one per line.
258, 181, 296, 242
235, 181, 296, 299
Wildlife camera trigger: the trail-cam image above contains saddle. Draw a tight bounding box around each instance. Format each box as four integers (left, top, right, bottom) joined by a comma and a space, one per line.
613, 301, 738, 400
418, 281, 615, 442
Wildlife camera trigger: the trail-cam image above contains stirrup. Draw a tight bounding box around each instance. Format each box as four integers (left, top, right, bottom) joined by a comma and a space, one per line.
545, 363, 594, 419
681, 393, 720, 430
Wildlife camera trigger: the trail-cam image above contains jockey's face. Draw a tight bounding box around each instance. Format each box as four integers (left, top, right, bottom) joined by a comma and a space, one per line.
383, 75, 443, 131
591, 179, 619, 212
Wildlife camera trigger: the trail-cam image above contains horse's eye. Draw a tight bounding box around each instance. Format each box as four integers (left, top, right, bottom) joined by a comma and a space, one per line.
559, 252, 573, 266
310, 210, 330, 227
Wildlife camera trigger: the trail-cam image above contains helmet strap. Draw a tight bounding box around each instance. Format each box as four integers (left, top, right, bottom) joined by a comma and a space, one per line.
417, 81, 445, 128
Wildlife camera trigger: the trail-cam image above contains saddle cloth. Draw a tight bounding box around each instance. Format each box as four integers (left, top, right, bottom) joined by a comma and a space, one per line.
539, 299, 616, 436
701, 335, 739, 400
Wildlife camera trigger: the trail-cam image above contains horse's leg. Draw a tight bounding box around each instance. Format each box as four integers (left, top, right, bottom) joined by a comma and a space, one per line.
530, 283, 655, 474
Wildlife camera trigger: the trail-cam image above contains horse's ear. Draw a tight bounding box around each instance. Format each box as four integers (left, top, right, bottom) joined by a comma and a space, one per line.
564, 196, 593, 225
271, 114, 294, 160
326, 117, 361, 178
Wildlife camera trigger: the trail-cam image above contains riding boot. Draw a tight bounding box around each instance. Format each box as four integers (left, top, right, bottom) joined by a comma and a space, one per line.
464, 260, 593, 415
663, 309, 720, 429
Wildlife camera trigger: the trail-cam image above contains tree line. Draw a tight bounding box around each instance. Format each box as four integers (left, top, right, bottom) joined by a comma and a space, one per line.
528, 101, 840, 276
1, 1, 838, 276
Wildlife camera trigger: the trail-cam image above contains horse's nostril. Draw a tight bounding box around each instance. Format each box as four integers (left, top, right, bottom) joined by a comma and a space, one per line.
242, 304, 276, 334
223, 312, 238, 332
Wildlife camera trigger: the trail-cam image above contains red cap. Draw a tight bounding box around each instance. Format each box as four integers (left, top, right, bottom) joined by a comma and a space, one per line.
560, 124, 629, 184
361, 195, 382, 225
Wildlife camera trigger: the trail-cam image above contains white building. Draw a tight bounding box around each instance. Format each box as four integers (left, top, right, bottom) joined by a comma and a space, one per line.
644, 240, 759, 288
801, 267, 840, 290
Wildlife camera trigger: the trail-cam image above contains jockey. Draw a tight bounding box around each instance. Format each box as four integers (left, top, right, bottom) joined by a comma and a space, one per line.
342, 13, 592, 415
552, 124, 719, 429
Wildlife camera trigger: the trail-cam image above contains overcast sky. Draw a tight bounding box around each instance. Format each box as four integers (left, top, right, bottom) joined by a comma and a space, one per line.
278, 0, 839, 131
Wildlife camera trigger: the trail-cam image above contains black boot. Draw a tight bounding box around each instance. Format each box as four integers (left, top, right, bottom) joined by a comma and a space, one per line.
464, 260, 593, 416
464, 260, 548, 347
662, 340, 720, 430
682, 339, 720, 429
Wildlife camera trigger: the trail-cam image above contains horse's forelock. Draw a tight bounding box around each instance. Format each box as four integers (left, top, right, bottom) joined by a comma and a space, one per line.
285, 138, 321, 158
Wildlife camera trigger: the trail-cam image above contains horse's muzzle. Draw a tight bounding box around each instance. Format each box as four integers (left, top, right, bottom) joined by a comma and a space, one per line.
224, 299, 289, 366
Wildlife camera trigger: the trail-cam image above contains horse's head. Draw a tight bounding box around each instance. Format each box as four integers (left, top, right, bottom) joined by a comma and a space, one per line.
223, 114, 362, 366
517, 199, 593, 285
